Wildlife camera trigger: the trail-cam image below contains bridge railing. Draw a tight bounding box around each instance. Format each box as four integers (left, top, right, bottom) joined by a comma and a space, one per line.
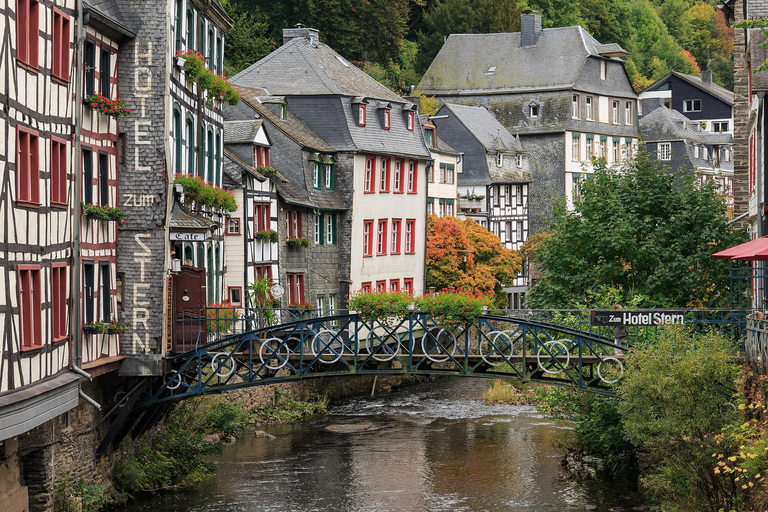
746, 315, 768, 374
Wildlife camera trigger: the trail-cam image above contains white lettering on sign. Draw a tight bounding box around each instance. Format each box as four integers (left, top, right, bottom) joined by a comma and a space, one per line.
131, 234, 153, 351
170, 232, 206, 242
622, 312, 685, 326
134, 42, 153, 173
123, 193, 156, 207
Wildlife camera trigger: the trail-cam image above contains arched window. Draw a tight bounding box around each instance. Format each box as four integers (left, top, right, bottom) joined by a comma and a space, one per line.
183, 243, 193, 264
186, 7, 194, 50
186, 116, 195, 176
214, 130, 221, 186
175, 0, 183, 51
208, 28, 214, 70
173, 105, 182, 174
207, 128, 214, 183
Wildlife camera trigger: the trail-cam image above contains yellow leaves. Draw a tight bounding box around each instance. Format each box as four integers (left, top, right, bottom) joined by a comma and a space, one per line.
739, 403, 746, 410
728, 456, 737, 462
714, 467, 721, 474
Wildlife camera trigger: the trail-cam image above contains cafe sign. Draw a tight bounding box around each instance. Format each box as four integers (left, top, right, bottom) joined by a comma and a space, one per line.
590, 310, 685, 327
170, 231, 207, 242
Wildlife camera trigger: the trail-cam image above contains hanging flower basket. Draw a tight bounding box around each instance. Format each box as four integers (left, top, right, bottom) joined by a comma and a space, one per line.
175, 49, 240, 107
256, 229, 279, 242
86, 94, 131, 119
173, 174, 237, 212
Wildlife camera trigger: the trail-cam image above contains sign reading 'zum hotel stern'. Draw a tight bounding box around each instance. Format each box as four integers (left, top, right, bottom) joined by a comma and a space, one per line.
590, 310, 686, 327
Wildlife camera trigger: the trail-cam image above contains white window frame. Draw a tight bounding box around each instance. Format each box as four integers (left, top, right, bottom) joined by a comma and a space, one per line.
516, 154, 522, 168
585, 96, 593, 121
572, 94, 580, 119
625, 101, 633, 124
657, 142, 671, 161
325, 214, 334, 245
496, 153, 503, 167
612, 100, 619, 124
572, 136, 580, 162
683, 99, 701, 113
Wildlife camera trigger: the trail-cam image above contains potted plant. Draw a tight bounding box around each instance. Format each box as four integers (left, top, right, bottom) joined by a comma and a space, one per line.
81, 203, 129, 224
175, 49, 240, 107
106, 318, 128, 334
256, 165, 279, 175
416, 289, 494, 331
173, 174, 238, 212
347, 290, 412, 328
83, 321, 106, 334
256, 229, 278, 243
287, 237, 310, 247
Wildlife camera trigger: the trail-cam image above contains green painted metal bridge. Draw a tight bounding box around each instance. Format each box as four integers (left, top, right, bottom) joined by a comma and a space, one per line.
141, 309, 747, 407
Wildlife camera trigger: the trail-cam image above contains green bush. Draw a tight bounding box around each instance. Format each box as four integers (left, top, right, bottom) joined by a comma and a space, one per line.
252, 396, 329, 424
54, 474, 112, 512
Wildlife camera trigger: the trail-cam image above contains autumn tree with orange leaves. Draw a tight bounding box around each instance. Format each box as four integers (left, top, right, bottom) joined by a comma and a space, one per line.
426, 216, 521, 306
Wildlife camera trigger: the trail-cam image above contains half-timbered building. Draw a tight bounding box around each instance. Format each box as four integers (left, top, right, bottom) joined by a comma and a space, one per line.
422, 115, 461, 218
222, 119, 280, 313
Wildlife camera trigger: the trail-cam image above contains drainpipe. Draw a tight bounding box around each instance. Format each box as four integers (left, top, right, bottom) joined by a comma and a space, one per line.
71, 0, 100, 409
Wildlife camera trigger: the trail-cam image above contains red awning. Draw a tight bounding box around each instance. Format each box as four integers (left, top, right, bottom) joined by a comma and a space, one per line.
713, 236, 768, 261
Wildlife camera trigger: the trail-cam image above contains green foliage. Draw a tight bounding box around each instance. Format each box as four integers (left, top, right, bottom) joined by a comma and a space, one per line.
347, 290, 413, 326
54, 474, 114, 512
86, 93, 131, 118
220, 0, 274, 76
526, 148, 748, 309
617, 327, 741, 510
114, 398, 252, 494
482, 380, 542, 405
287, 237, 310, 247
416, 289, 494, 330
247, 275, 278, 327
175, 50, 240, 106
255, 229, 279, 243
81, 202, 129, 224
416, 0, 524, 74
252, 396, 329, 424
173, 174, 238, 212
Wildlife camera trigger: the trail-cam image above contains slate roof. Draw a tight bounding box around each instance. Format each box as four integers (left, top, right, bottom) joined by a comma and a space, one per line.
441, 104, 525, 153
418, 26, 617, 93
239, 88, 336, 153
223, 120, 263, 144
276, 181, 315, 209
232, 37, 404, 103
642, 71, 734, 106
639, 107, 733, 146
170, 200, 217, 232
83, 0, 135, 40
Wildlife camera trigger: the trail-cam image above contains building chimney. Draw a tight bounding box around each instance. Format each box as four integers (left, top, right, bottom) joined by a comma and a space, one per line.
282, 24, 320, 47
520, 12, 542, 47
701, 70, 712, 86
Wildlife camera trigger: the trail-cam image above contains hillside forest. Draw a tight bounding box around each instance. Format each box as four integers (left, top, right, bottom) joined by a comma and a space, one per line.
221, 0, 734, 94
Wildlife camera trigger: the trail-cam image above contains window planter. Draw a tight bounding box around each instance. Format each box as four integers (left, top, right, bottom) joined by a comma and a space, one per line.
84, 319, 127, 334
256, 165, 279, 175
256, 229, 278, 243
175, 49, 240, 107
287, 237, 310, 247
82, 203, 129, 224
173, 174, 237, 212
86, 94, 131, 119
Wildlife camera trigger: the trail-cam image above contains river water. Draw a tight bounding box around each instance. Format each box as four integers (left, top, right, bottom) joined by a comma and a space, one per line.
120, 378, 644, 512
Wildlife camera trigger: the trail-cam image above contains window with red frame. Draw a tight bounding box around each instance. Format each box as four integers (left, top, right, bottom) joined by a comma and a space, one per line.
390, 279, 400, 292
255, 202, 270, 231
407, 111, 414, 130
376, 219, 388, 255
286, 210, 301, 238
255, 264, 272, 282
405, 219, 416, 254
363, 220, 374, 257
393, 159, 403, 192
407, 160, 417, 193
254, 146, 270, 167
361, 282, 372, 293
379, 158, 390, 192
51, 264, 67, 342
18, 266, 42, 349
404, 278, 413, 295
52, 9, 70, 80
390, 219, 401, 254
17, 127, 40, 204
51, 138, 67, 206
384, 109, 390, 130
358, 104, 366, 126
17, 0, 39, 68
364, 156, 375, 193
376, 280, 386, 292
287, 273, 305, 305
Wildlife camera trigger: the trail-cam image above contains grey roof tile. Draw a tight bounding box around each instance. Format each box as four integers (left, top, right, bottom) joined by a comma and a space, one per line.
418, 26, 613, 93
639, 107, 733, 145
232, 38, 404, 103
642, 71, 734, 106
223, 120, 263, 144
276, 181, 315, 208
441, 103, 525, 152
170, 200, 217, 231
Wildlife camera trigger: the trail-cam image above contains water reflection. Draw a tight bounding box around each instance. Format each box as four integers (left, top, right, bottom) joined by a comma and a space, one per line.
120, 378, 642, 512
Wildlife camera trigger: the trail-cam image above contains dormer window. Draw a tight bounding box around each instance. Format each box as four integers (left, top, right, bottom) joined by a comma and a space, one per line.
358, 104, 366, 127
496, 153, 503, 167
424, 128, 434, 147
384, 109, 390, 130
517, 154, 523, 168
407, 111, 414, 131
280, 103, 287, 120
529, 102, 539, 118
600, 60, 607, 80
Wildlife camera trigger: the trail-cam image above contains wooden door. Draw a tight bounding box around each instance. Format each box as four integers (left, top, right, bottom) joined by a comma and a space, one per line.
173, 265, 207, 352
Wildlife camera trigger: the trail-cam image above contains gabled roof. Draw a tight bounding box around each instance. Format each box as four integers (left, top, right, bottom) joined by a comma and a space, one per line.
440, 104, 525, 153
641, 71, 734, 106
639, 107, 733, 146
232, 37, 404, 103
223, 120, 264, 145
239, 88, 336, 153
418, 26, 617, 93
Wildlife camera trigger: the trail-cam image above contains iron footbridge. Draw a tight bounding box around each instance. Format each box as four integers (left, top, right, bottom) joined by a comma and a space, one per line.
143, 313, 629, 406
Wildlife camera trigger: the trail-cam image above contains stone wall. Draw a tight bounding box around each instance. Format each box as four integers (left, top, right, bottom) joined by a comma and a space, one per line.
733, 0, 749, 219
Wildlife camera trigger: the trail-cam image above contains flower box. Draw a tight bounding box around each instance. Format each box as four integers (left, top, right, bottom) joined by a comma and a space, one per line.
256, 229, 279, 243
86, 94, 131, 119
287, 237, 310, 248
173, 174, 237, 212
82, 203, 129, 224
175, 49, 240, 107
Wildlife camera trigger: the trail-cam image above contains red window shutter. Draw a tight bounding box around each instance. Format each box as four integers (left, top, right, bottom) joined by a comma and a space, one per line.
299, 274, 305, 304
264, 148, 270, 168
29, 0, 39, 68
17, 0, 28, 64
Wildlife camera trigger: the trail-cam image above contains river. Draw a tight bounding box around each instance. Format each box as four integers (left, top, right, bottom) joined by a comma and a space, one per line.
120, 378, 644, 512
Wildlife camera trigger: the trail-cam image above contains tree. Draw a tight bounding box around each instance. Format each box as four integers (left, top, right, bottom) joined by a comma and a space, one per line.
526, 150, 748, 309
618, 328, 741, 510
221, 0, 275, 76
426, 216, 521, 305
